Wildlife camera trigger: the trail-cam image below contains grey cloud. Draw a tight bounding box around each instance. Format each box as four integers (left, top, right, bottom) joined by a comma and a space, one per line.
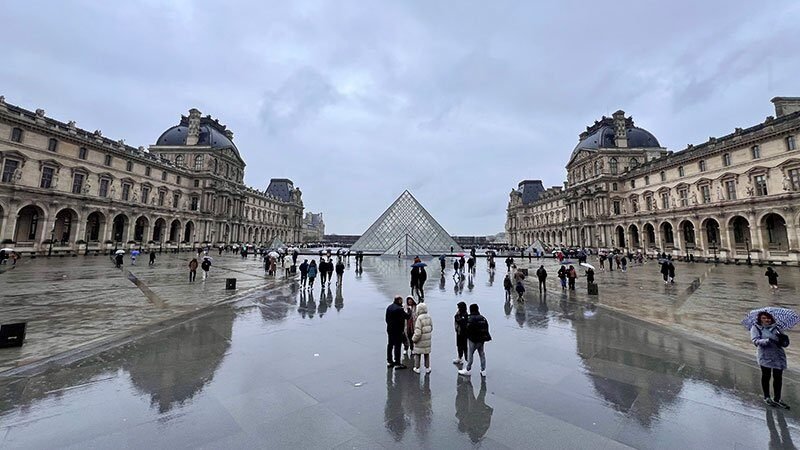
259, 68, 340, 134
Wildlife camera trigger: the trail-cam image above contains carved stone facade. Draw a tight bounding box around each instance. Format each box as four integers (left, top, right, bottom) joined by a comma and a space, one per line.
302, 212, 325, 243
507, 97, 800, 264
0, 96, 304, 254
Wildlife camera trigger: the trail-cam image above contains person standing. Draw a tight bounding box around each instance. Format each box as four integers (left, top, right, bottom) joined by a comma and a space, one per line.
386, 295, 410, 369
459, 255, 466, 276
453, 259, 461, 280
503, 274, 512, 300
403, 297, 417, 356
188, 258, 198, 282
751, 311, 789, 408
467, 257, 475, 275
453, 301, 469, 364
536, 265, 547, 292
412, 302, 433, 374
515, 279, 525, 301
325, 257, 334, 286
667, 257, 675, 284
149, 252, 156, 266
200, 257, 211, 280
458, 304, 491, 377
307, 260, 318, 289
557, 265, 567, 290
335, 259, 345, 285
660, 258, 670, 284
621, 255, 628, 272
410, 265, 420, 296
115, 253, 123, 269
567, 265, 577, 290
283, 254, 294, 278
765, 267, 779, 291
505, 256, 513, 272
319, 259, 328, 286
417, 265, 427, 300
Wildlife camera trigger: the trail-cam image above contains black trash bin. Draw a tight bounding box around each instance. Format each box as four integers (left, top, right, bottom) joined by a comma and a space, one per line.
225, 278, 237, 290
0, 322, 27, 348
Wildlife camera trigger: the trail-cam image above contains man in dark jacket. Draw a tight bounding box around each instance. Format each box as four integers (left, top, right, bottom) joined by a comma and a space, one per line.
335, 259, 345, 285
536, 265, 547, 292
459, 304, 491, 377
299, 260, 309, 287
417, 266, 427, 300
386, 296, 410, 369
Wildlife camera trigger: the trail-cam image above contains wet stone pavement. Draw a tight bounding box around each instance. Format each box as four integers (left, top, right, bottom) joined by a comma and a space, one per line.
0, 255, 799, 448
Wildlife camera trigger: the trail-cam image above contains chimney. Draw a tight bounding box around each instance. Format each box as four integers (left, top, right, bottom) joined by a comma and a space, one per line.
771, 97, 800, 117
185, 108, 201, 145
612, 110, 628, 148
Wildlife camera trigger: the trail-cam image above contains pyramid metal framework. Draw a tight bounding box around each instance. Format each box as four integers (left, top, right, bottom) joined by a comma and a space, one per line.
350, 190, 461, 256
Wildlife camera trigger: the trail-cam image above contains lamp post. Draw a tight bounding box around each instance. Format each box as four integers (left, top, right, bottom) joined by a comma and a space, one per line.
48, 227, 55, 257
710, 243, 718, 263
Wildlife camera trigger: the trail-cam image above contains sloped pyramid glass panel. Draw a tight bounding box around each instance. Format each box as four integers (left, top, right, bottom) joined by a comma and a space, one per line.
350, 190, 461, 256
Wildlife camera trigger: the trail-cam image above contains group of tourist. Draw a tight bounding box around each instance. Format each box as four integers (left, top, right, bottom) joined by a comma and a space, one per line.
386, 295, 491, 376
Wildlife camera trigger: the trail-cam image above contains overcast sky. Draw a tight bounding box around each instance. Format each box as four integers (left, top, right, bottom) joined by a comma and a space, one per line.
3, 1, 799, 235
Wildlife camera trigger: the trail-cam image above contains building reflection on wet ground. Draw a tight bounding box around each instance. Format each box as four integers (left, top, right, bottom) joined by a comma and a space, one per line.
1, 256, 799, 448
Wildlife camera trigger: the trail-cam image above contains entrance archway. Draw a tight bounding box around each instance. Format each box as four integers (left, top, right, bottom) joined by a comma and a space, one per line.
134, 216, 149, 242
702, 218, 720, 250
660, 222, 674, 248
643, 223, 656, 249
762, 213, 788, 250
169, 219, 181, 242
85, 212, 106, 242
628, 224, 640, 248
616, 225, 626, 248
15, 205, 45, 243
112, 214, 129, 242
183, 221, 194, 243
730, 216, 751, 248
680, 220, 696, 249
54, 208, 78, 244
153, 218, 166, 242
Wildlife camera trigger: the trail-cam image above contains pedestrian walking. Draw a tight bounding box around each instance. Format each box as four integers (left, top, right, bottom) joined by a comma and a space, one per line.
188, 258, 198, 282
283, 254, 293, 277
325, 258, 334, 286
460, 255, 466, 276
567, 265, 577, 290
439, 254, 446, 273
667, 258, 675, 284
515, 279, 525, 301
505, 257, 513, 272
660, 258, 670, 284
149, 252, 156, 266
453, 259, 461, 280
621, 255, 628, 272
319, 258, 328, 285
417, 265, 427, 300
200, 257, 211, 280
536, 265, 547, 292
335, 259, 345, 285
412, 302, 433, 374
299, 259, 309, 287
386, 295, 410, 369
410, 265, 420, 296
503, 274, 512, 300
403, 297, 417, 356
557, 265, 567, 290
765, 267, 779, 291
307, 260, 318, 289
467, 257, 475, 274
453, 301, 469, 364
115, 253, 123, 269
458, 304, 491, 377
750, 311, 790, 409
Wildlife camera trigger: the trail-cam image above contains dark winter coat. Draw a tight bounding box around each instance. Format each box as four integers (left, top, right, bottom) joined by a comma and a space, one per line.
536, 267, 547, 280
454, 311, 469, 336
766, 269, 779, 285
466, 314, 492, 343
335, 262, 345, 275
503, 277, 512, 291
299, 262, 309, 275
386, 302, 410, 336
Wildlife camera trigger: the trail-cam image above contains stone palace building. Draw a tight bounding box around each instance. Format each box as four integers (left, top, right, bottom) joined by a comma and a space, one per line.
0, 96, 304, 255
507, 97, 800, 264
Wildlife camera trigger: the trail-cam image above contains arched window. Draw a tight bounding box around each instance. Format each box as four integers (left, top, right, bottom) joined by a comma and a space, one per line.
609, 158, 618, 175
629, 157, 639, 169
175, 154, 184, 167
194, 155, 203, 171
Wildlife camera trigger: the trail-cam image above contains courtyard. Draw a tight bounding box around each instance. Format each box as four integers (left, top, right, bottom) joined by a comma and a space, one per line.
0, 254, 799, 448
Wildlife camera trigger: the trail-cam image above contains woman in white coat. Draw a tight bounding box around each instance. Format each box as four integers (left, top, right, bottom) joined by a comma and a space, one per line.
412, 303, 433, 374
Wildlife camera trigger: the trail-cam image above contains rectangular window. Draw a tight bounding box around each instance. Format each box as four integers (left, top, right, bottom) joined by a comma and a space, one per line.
40, 167, 54, 188
142, 186, 150, 204
99, 178, 109, 197
122, 183, 131, 201
72, 173, 84, 194
645, 196, 653, 211
788, 136, 797, 151
725, 180, 737, 200
194, 179, 200, 188
10, 127, 23, 143
630, 179, 636, 189
104, 154, 112, 166
145, 167, 151, 176
176, 175, 181, 185
678, 166, 685, 177
48, 138, 58, 152
752, 145, 761, 159
679, 189, 688, 207
660, 171, 666, 182
173, 194, 180, 208
788, 169, 800, 191
161, 171, 167, 181
157, 190, 165, 206
699, 160, 706, 172
723, 153, 731, 167
754, 175, 768, 196
1, 159, 19, 182
126, 161, 133, 172
79, 147, 88, 160
191, 197, 199, 211
644, 175, 650, 185
661, 193, 669, 209
700, 185, 711, 203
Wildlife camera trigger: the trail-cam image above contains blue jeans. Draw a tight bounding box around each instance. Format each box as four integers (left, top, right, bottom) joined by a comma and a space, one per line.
467, 340, 486, 371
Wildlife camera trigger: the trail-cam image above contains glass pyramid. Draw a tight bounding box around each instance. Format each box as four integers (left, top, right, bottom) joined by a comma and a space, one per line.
350, 190, 462, 256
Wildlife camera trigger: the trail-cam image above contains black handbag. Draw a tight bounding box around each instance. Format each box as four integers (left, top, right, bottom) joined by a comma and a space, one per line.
778, 332, 790, 348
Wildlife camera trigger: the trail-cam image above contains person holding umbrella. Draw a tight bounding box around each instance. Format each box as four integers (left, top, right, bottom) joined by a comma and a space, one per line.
114, 250, 124, 269
201, 255, 212, 280
744, 308, 795, 409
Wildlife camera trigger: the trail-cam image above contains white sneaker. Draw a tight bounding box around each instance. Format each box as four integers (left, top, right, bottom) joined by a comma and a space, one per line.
412, 367, 421, 374
452, 358, 463, 364
480, 370, 486, 377
458, 369, 471, 376
425, 367, 432, 374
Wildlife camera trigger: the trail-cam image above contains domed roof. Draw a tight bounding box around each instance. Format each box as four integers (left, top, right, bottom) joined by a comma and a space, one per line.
569, 114, 660, 162
155, 113, 240, 158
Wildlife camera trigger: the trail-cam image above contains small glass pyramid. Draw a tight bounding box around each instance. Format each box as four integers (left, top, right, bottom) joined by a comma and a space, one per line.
350, 190, 462, 256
